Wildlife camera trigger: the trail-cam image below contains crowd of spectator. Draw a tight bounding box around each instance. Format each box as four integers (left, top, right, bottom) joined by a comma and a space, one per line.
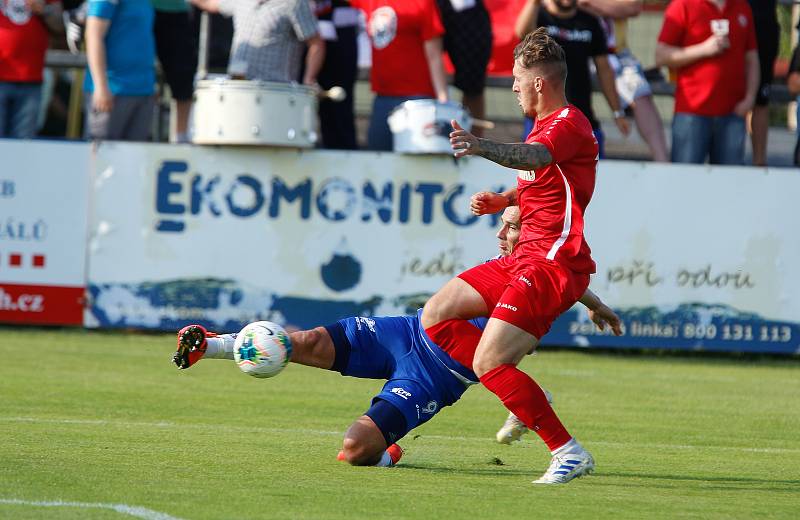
0, 0, 798, 166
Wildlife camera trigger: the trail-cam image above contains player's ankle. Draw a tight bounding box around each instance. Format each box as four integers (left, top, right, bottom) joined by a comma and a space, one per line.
204, 335, 236, 359
552, 437, 583, 456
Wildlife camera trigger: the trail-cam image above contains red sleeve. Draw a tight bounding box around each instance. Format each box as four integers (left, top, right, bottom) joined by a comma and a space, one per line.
533, 114, 580, 164
421, 0, 444, 42
657, 0, 686, 46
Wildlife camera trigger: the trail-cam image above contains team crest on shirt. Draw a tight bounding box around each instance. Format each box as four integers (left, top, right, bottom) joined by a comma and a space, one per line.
421, 401, 438, 414
2, 0, 32, 25
369, 6, 397, 49
738, 14, 748, 28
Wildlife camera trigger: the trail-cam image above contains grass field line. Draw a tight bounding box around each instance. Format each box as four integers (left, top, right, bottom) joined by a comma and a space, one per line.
0, 498, 184, 520
3, 415, 799, 455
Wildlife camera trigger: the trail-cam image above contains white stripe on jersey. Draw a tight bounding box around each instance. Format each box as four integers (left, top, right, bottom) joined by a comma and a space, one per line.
546, 165, 573, 261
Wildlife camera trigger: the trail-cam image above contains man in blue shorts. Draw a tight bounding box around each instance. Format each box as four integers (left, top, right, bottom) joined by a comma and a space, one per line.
173, 206, 622, 470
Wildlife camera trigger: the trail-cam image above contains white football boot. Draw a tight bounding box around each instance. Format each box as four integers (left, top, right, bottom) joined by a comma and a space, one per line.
533, 449, 595, 485
495, 389, 553, 444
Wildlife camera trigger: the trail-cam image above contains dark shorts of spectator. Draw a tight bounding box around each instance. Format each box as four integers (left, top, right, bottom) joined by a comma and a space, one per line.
154, 10, 198, 101
436, 1, 492, 96
753, 20, 779, 106
85, 95, 155, 141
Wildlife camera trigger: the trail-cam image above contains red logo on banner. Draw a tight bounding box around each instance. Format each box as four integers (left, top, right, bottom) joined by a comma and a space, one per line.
0, 283, 84, 325
0, 252, 47, 269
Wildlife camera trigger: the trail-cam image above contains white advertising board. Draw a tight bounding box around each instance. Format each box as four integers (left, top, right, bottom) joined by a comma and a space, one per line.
0, 140, 89, 325
569, 162, 800, 353
86, 142, 510, 330
86, 142, 800, 354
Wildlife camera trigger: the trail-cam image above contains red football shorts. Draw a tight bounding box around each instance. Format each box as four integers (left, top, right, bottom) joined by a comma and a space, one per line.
458, 255, 590, 339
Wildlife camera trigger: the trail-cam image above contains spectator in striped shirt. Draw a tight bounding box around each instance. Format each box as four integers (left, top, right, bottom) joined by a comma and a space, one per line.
191, 0, 325, 86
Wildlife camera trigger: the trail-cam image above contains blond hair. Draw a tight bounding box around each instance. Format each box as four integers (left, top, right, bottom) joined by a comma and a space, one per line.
513, 27, 567, 82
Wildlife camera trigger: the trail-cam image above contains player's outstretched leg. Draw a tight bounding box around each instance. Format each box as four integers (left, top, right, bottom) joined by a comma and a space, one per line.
172, 323, 335, 370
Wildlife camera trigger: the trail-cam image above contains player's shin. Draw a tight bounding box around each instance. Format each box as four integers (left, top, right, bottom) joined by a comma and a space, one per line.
480, 363, 572, 451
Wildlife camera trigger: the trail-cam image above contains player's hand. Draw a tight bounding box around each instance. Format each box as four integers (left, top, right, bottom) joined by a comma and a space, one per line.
733, 96, 754, 118
700, 34, 729, 57
92, 87, 114, 113
470, 191, 508, 216
450, 120, 479, 159
588, 304, 623, 336
614, 115, 630, 137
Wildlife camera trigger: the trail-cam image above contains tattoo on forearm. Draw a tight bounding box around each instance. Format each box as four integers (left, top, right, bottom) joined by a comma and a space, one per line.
501, 188, 518, 206
477, 140, 552, 170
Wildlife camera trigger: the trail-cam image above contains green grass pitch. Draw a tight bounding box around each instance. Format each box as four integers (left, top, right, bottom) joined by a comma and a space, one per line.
1, 327, 798, 519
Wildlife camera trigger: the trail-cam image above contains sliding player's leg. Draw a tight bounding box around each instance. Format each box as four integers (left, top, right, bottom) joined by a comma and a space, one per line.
339, 370, 449, 467
173, 321, 359, 372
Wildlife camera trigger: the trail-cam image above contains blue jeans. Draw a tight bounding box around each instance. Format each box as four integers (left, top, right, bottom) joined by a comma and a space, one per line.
671, 113, 745, 165
0, 82, 42, 138
367, 95, 428, 151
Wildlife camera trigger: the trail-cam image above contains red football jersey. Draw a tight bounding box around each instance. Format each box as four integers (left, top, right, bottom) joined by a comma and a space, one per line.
515, 105, 597, 275
351, 0, 444, 97
658, 0, 757, 117
0, 0, 53, 83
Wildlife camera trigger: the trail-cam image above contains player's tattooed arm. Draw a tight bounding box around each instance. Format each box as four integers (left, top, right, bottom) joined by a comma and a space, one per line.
475, 140, 553, 170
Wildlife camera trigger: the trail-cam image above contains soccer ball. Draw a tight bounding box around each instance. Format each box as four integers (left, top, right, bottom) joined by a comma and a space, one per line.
233, 321, 292, 378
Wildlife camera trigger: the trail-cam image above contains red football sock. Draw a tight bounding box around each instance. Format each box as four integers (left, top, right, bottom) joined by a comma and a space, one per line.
424, 319, 483, 370
481, 364, 572, 451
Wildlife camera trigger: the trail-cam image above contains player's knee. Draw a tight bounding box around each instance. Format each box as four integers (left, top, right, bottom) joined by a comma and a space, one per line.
421, 293, 451, 328
288, 327, 333, 368
473, 349, 504, 378
472, 356, 496, 378
340, 436, 381, 466
288, 329, 317, 362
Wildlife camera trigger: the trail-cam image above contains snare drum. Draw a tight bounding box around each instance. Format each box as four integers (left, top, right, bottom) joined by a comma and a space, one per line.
193, 79, 318, 147
387, 100, 472, 154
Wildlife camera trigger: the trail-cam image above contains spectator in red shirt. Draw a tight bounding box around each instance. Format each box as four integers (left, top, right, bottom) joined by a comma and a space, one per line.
0, 0, 63, 138
352, 0, 449, 151
655, 0, 759, 165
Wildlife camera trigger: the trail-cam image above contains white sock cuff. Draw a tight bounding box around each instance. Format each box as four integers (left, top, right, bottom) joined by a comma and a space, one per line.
552, 437, 581, 456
